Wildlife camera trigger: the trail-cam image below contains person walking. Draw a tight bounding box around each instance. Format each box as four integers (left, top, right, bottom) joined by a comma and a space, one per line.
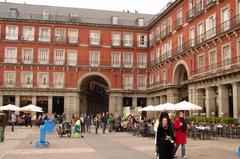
94, 114, 100, 134
0, 113, 8, 142
101, 113, 107, 134
173, 111, 187, 158
11, 112, 16, 132
108, 113, 114, 133
157, 112, 175, 159
85, 115, 91, 133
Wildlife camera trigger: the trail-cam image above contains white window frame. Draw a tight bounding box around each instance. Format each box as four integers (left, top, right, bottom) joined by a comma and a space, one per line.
21, 72, 33, 88
4, 47, 17, 63
123, 52, 133, 68
123, 75, 133, 90
162, 69, 167, 85
222, 43, 231, 66
89, 51, 100, 67
137, 34, 147, 48
198, 53, 205, 73
137, 75, 147, 90
90, 31, 100, 45
6, 25, 18, 40
55, 28, 66, 43
111, 52, 121, 67
68, 29, 78, 43
39, 27, 51, 42
138, 18, 144, 27
22, 26, 35, 41
112, 16, 118, 25
68, 50, 78, 66
22, 48, 34, 64
112, 32, 121, 46
38, 48, 49, 64
123, 33, 133, 47
197, 21, 205, 43
54, 49, 65, 65
209, 48, 217, 70
37, 72, 49, 88
53, 72, 64, 88
4, 71, 16, 87
189, 26, 195, 47
206, 13, 216, 39
137, 53, 147, 68
221, 5, 230, 32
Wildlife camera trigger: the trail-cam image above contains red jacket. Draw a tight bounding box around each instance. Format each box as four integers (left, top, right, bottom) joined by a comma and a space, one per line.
174, 117, 187, 144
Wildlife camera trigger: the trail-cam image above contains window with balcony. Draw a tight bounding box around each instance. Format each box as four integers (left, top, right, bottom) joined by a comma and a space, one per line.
89, 31, 100, 45
112, 16, 118, 25
156, 48, 161, 62
176, 9, 183, 29
222, 45, 231, 66
167, 16, 172, 33
149, 33, 154, 47
206, 0, 216, 9
155, 73, 160, 84
177, 34, 183, 52
123, 33, 133, 47
162, 70, 167, 84
4, 47, 17, 63
209, 50, 217, 70
189, 27, 195, 47
221, 6, 230, 32
198, 54, 205, 73
6, 25, 18, 40
4, 71, 16, 87
206, 14, 216, 39
23, 26, 35, 41
68, 50, 77, 66
155, 27, 161, 42
54, 49, 65, 65
38, 49, 49, 64
197, 22, 205, 44
123, 52, 133, 67
162, 45, 167, 61
112, 32, 121, 46
38, 72, 48, 88
89, 51, 100, 67
137, 34, 147, 48
68, 29, 78, 43
22, 48, 33, 64
149, 74, 154, 86
166, 41, 172, 58
137, 18, 144, 27
161, 22, 166, 38
55, 28, 66, 43
238, 40, 240, 62
21, 72, 33, 88
137, 53, 146, 68
123, 75, 133, 90
196, 0, 204, 14
53, 72, 64, 88
39, 27, 51, 42
137, 75, 146, 90
111, 52, 121, 67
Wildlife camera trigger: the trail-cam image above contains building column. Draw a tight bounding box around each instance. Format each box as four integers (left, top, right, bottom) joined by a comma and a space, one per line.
132, 97, 137, 108
64, 96, 71, 118
48, 96, 52, 115
167, 89, 179, 104
15, 96, 20, 107
232, 82, 240, 119
0, 95, 3, 106
32, 96, 37, 105
218, 85, 229, 117
109, 93, 122, 114
205, 87, 215, 117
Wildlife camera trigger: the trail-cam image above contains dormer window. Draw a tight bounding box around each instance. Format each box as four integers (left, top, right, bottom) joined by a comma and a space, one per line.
137, 18, 144, 27
112, 16, 118, 25
10, 8, 18, 18
42, 11, 49, 20
69, 13, 78, 21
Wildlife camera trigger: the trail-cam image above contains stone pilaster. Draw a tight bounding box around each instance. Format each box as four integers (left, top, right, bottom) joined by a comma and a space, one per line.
15, 96, 20, 107
218, 85, 229, 117
48, 96, 52, 115
205, 87, 215, 117
109, 93, 122, 114
132, 97, 137, 108
232, 82, 240, 119
167, 89, 179, 104
32, 96, 37, 105
0, 95, 3, 106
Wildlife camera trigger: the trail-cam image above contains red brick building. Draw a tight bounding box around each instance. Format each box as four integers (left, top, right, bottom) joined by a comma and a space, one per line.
0, 0, 240, 118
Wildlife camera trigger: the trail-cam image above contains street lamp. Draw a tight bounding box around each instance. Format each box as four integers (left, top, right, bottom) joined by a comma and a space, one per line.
211, 112, 215, 124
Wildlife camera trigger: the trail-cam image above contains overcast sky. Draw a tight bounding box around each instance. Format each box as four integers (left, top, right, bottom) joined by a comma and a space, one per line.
0, 0, 170, 14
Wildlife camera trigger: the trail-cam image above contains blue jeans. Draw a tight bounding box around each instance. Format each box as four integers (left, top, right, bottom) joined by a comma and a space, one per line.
174, 144, 186, 156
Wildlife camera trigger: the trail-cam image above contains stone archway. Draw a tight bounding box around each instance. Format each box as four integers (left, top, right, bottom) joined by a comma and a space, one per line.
78, 73, 110, 115
172, 60, 189, 102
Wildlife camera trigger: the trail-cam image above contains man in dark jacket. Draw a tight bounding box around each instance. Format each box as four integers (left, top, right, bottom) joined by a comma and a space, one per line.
0, 113, 8, 142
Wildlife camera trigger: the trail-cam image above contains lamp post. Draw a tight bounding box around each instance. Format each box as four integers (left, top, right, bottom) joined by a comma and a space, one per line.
220, 112, 224, 124
211, 112, 215, 124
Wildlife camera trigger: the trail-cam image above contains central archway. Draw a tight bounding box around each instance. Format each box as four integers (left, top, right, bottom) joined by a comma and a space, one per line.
79, 73, 110, 115
173, 61, 189, 101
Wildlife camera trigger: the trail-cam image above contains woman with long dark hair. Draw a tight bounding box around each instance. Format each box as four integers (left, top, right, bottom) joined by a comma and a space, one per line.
157, 112, 174, 159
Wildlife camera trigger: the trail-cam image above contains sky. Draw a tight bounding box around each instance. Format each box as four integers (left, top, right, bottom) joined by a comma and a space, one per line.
0, 0, 170, 15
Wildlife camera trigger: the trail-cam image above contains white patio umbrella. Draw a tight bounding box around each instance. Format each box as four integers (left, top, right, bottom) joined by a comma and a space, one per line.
174, 101, 202, 111
20, 104, 42, 112
0, 104, 20, 111
153, 103, 176, 111
137, 105, 155, 112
